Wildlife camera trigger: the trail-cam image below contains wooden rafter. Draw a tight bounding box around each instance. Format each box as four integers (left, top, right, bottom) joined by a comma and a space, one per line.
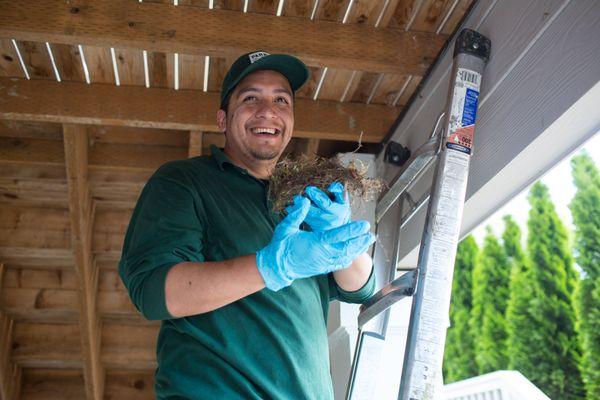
0, 78, 396, 143
188, 131, 204, 158
0, 0, 446, 76
0, 264, 22, 400
62, 124, 104, 400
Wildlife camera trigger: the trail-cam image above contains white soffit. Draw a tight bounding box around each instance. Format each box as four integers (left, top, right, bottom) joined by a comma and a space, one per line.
378, 0, 600, 265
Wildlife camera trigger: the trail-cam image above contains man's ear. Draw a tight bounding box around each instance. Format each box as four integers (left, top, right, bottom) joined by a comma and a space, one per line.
217, 109, 227, 134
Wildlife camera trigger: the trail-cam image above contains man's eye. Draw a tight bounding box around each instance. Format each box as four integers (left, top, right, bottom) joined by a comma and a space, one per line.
275, 97, 289, 104
243, 96, 257, 102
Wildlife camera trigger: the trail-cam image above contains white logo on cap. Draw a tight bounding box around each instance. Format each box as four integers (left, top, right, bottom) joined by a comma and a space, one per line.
249, 51, 270, 64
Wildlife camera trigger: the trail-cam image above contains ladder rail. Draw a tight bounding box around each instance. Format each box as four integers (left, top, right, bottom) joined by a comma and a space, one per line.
345, 28, 490, 400
398, 29, 490, 399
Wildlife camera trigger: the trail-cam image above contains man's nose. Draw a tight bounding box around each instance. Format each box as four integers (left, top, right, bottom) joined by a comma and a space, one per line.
255, 101, 277, 119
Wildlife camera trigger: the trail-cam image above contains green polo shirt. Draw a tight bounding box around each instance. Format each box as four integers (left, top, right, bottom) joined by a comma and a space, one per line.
119, 146, 375, 400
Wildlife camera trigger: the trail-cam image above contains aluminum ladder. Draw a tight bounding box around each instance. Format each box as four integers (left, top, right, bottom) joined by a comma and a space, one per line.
346, 28, 491, 400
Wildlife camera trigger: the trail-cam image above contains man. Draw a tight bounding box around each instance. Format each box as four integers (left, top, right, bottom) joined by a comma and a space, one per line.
119, 51, 376, 399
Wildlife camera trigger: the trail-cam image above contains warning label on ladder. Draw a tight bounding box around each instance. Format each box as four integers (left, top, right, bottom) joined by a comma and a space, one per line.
446, 68, 481, 155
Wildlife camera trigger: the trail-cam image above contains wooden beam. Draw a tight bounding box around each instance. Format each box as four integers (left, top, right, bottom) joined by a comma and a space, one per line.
11, 322, 158, 370
0, 78, 398, 143
0, 0, 446, 76
188, 131, 204, 158
298, 138, 321, 158
63, 124, 105, 400
1, 288, 146, 323
0, 264, 22, 400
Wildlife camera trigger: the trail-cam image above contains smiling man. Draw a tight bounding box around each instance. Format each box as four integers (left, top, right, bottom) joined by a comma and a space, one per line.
119, 51, 376, 400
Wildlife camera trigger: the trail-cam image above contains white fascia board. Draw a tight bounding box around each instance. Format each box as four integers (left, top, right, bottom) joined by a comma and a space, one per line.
377, 0, 600, 266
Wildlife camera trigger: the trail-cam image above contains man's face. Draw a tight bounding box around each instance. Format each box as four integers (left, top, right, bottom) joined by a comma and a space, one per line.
218, 70, 294, 165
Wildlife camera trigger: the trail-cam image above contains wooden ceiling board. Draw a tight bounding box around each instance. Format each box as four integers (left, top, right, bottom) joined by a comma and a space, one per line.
101, 323, 158, 370
90, 143, 188, 170
323, 0, 402, 103
12, 322, 83, 369
17, 41, 53, 81
1, 267, 146, 324
104, 370, 155, 400
80, 46, 114, 84
20, 369, 85, 400
0, 120, 62, 141
389, 0, 420, 29
50, 43, 85, 83
410, 0, 458, 32
147, 51, 173, 88
1, 0, 445, 76
0, 206, 71, 251
302, 0, 350, 100
248, 0, 277, 15
396, 74, 421, 106
439, 0, 473, 35
0, 178, 69, 209
282, 0, 314, 18
214, 0, 245, 11
114, 48, 145, 87
178, 53, 205, 90
88, 126, 188, 147
0, 137, 65, 166
0, 39, 24, 77
207, 56, 229, 93
0, 164, 66, 181
19, 369, 156, 400
3, 268, 77, 290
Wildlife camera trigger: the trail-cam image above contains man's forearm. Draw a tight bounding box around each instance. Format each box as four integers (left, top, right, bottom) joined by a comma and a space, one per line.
165, 255, 265, 318
333, 252, 373, 292
165, 252, 373, 319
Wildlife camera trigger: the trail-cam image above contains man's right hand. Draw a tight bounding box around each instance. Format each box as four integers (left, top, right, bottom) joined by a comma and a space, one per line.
256, 196, 375, 291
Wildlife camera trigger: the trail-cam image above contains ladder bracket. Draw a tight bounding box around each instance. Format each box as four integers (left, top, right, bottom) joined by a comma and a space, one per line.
357, 270, 418, 328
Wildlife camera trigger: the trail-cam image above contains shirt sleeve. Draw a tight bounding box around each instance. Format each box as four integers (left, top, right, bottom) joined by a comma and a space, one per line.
327, 266, 376, 304
118, 164, 206, 321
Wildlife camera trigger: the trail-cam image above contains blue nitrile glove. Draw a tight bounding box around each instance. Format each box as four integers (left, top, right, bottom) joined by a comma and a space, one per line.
294, 182, 351, 232
257, 196, 375, 291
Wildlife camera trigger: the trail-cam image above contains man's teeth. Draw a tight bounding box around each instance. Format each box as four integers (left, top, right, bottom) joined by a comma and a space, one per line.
251, 127, 278, 135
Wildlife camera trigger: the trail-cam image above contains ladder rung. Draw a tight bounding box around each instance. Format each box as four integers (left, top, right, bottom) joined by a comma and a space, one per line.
357, 270, 417, 328
376, 136, 439, 223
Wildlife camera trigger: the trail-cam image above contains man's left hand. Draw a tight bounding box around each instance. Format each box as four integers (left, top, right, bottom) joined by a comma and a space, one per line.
288, 182, 351, 232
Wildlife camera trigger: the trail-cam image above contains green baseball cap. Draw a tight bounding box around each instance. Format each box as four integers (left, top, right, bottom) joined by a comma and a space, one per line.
220, 51, 309, 110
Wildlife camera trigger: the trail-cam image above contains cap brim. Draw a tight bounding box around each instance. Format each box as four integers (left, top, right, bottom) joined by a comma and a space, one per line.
225, 54, 309, 102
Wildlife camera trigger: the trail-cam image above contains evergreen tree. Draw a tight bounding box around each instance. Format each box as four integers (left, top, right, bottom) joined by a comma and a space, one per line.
504, 215, 536, 373
469, 227, 510, 374
569, 152, 600, 399
523, 181, 584, 399
444, 235, 479, 382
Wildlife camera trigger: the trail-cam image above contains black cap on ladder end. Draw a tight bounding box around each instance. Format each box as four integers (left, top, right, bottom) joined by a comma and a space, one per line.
454, 28, 491, 63
384, 141, 411, 166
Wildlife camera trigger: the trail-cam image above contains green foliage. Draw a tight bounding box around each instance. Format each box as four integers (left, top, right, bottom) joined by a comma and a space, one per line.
503, 215, 532, 368
469, 227, 510, 374
444, 235, 479, 383
519, 181, 584, 399
570, 152, 600, 399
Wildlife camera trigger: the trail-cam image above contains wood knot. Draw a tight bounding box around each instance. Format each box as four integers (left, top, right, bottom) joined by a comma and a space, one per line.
128, 21, 135, 28
134, 380, 145, 390
3, 54, 13, 62
166, 29, 176, 38
70, 7, 80, 14
12, 341, 20, 350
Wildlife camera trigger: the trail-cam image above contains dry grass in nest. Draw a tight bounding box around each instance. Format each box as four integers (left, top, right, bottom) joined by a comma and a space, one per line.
269, 154, 385, 213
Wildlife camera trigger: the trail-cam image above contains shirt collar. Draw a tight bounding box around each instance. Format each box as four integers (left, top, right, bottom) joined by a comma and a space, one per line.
210, 145, 234, 171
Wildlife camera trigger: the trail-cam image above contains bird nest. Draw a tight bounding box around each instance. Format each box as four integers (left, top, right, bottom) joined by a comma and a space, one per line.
268, 154, 385, 213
